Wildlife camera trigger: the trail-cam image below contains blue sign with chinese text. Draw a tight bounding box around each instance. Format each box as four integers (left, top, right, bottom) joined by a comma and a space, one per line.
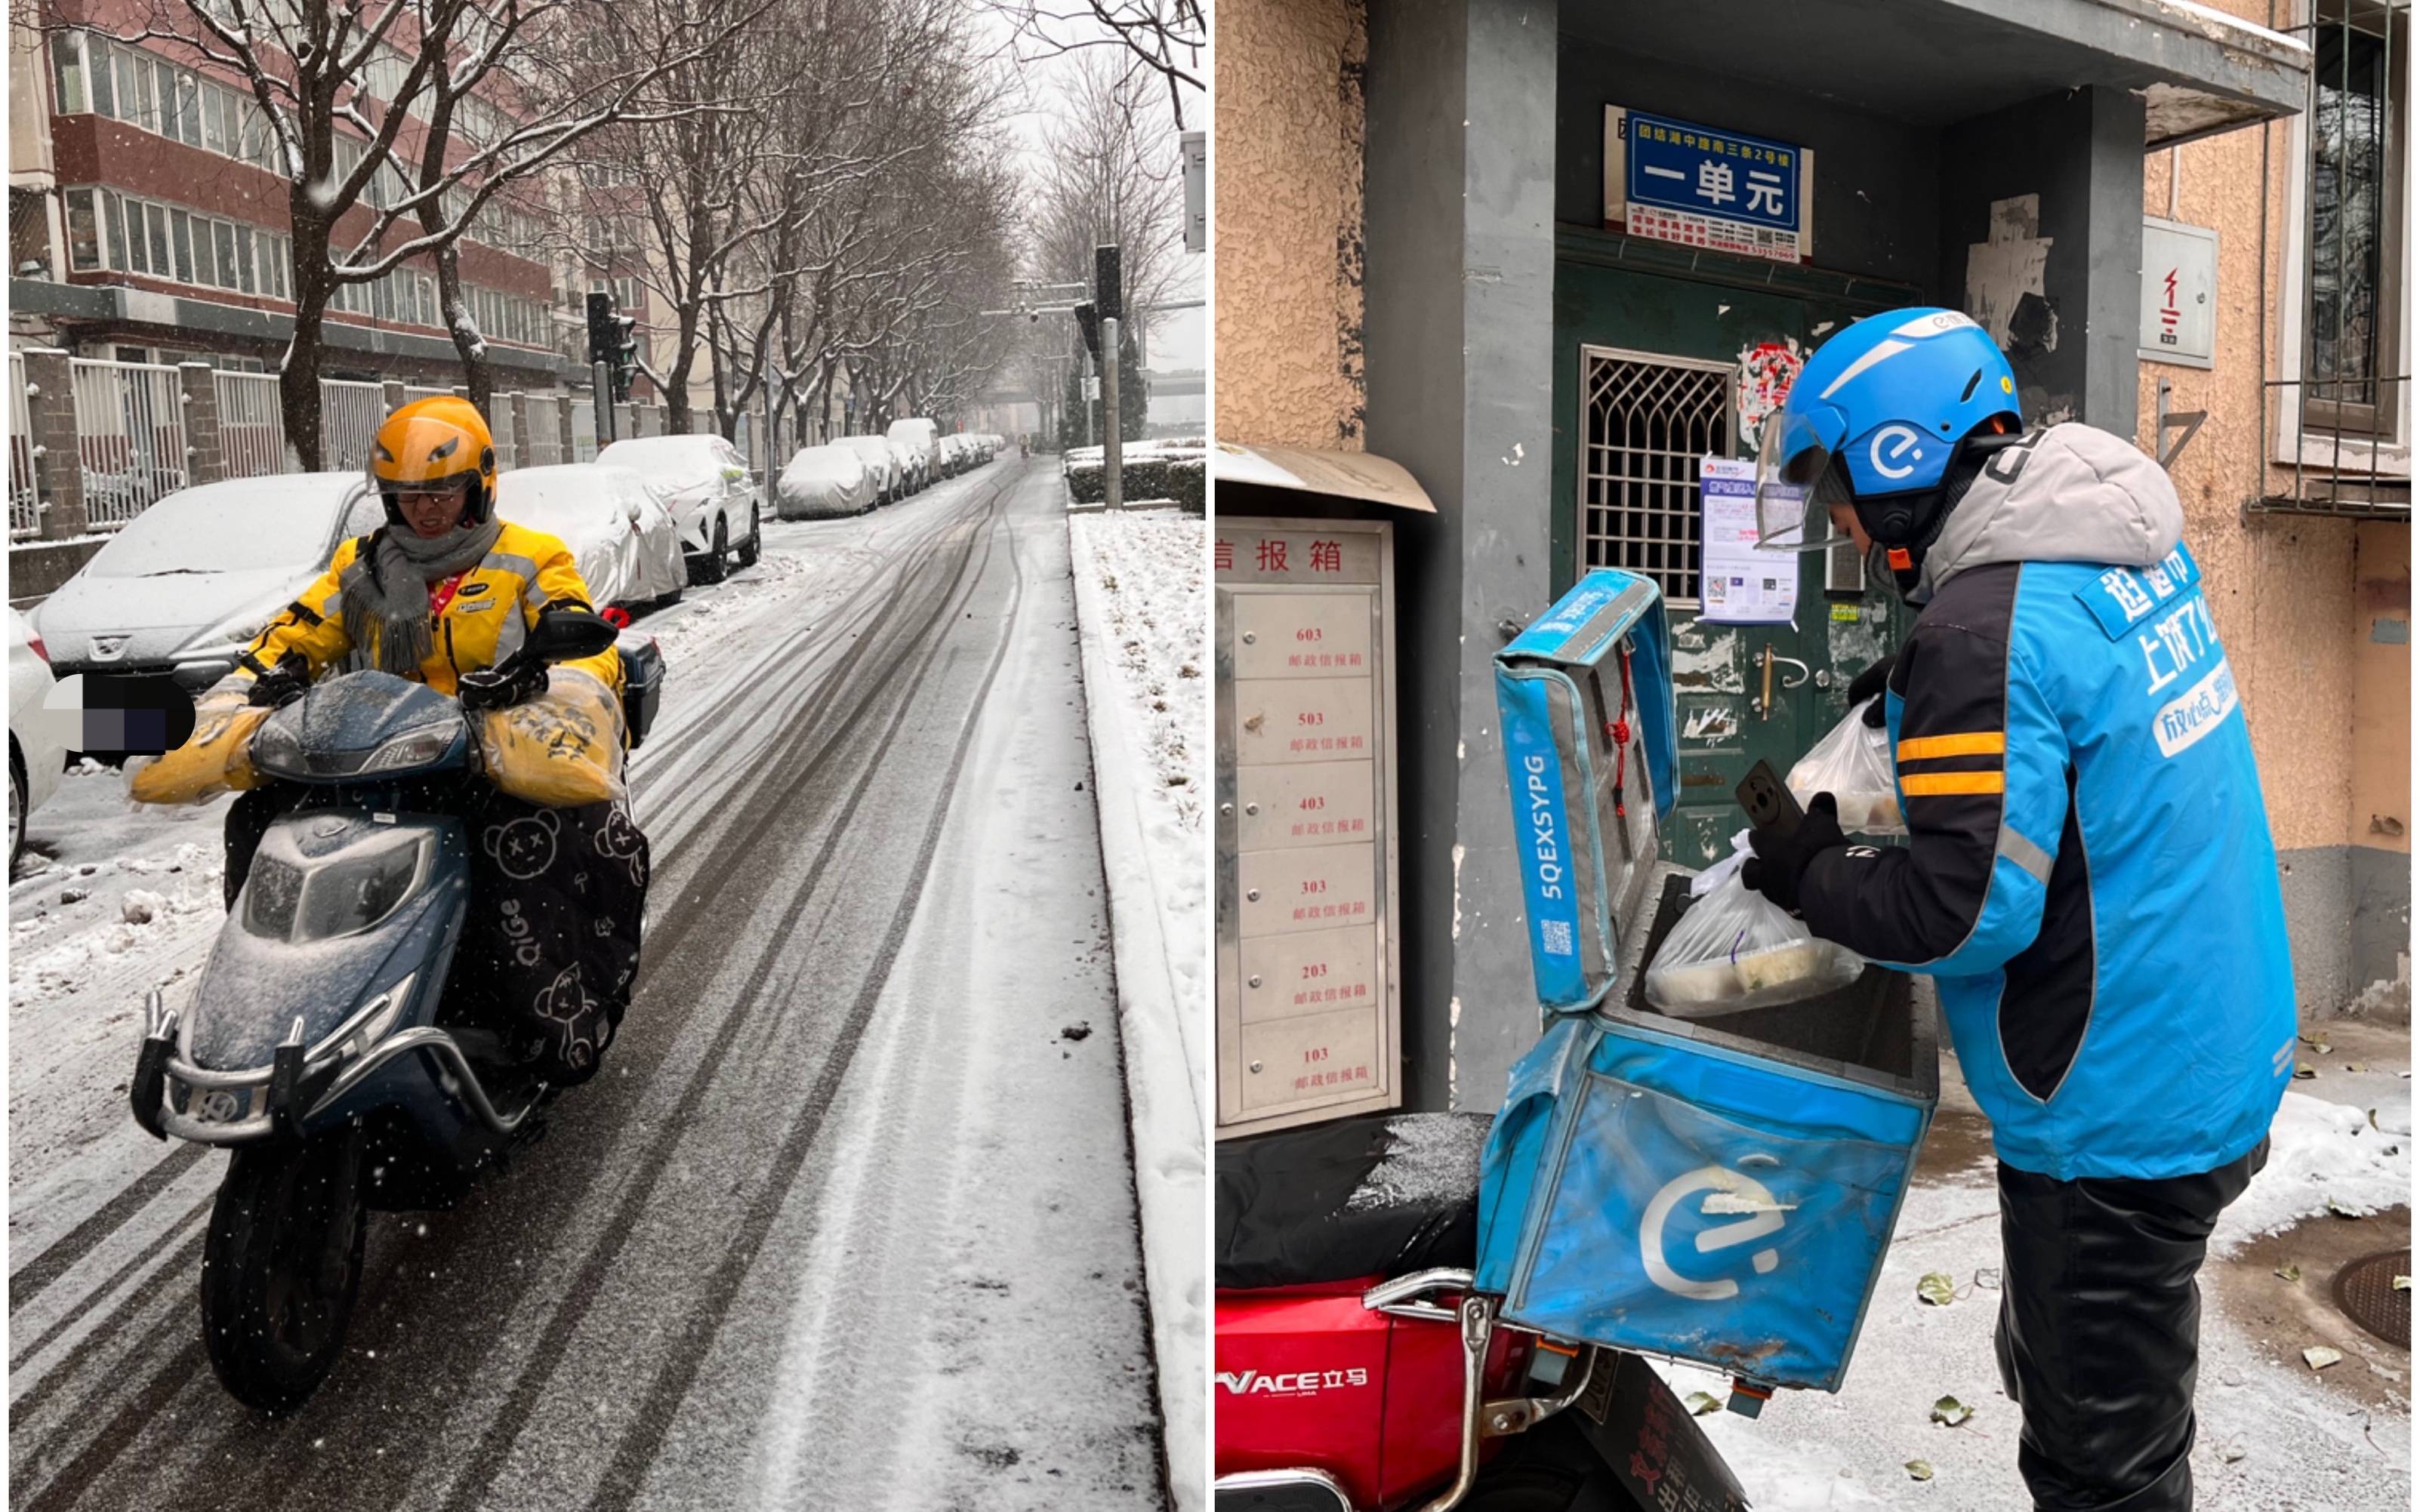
1624, 109, 1802, 235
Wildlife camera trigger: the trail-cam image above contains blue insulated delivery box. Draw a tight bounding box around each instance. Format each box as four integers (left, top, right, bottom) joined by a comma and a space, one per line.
1482, 575, 1936, 1396
1493, 570, 1676, 1013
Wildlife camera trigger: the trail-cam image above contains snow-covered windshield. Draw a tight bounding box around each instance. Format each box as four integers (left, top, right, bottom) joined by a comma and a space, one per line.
85, 475, 360, 577
837, 437, 891, 465
596, 437, 730, 489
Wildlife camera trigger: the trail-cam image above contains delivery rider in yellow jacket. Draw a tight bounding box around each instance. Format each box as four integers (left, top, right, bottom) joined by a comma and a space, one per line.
224, 396, 650, 1085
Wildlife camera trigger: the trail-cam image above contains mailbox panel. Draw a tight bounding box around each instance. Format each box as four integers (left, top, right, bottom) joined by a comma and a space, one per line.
1216, 517, 1401, 1137
1232, 593, 1375, 680
1236, 761, 1376, 851
1236, 1007, 1383, 1113
1232, 678, 1374, 766
1238, 925, 1381, 1026
1238, 842, 1376, 938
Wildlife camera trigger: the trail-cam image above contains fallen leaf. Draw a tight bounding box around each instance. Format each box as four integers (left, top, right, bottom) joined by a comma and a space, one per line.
2371, 1108, 2384, 1131
2394, 1276, 2410, 1292
2294, 1064, 2317, 1079
1683, 1391, 1722, 1417
2221, 1442, 2247, 1464
2326, 1196, 2366, 1219
2276, 1263, 2303, 1283
1904, 1459, 1934, 1481
1917, 1272, 1956, 1307
2303, 1346, 2343, 1370
1931, 1396, 1972, 1427
2346, 1061, 2368, 1073
2298, 1035, 2332, 1055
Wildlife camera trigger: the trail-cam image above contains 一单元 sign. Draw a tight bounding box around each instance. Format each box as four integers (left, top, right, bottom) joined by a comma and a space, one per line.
1605, 106, 1814, 266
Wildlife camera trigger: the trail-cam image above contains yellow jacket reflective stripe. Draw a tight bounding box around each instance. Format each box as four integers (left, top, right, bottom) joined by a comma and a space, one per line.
239, 521, 621, 697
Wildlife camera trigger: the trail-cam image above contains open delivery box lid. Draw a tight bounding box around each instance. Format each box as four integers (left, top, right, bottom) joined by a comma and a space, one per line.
1478, 571, 1936, 1404
1212, 442, 1438, 513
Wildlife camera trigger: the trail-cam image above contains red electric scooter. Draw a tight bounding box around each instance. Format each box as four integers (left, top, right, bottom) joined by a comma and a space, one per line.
1214, 1113, 1747, 1512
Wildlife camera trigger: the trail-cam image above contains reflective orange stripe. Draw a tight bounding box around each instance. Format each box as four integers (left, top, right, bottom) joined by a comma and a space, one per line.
1901, 771, 2006, 796
1897, 731, 2006, 762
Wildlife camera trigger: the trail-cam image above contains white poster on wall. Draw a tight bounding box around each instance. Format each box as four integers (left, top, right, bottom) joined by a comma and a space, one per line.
1698, 457, 1798, 624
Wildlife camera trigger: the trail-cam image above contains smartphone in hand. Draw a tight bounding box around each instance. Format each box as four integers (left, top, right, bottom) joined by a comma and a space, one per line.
1737, 759, 1804, 836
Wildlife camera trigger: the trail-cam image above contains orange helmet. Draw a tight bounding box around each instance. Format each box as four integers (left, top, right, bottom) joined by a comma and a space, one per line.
369, 395, 498, 525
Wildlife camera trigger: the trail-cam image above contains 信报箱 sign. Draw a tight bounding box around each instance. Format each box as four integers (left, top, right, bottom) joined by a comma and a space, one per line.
1605, 107, 1813, 266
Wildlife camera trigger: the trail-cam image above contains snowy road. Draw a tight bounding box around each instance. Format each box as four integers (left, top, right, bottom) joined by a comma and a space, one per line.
9, 459, 1169, 1510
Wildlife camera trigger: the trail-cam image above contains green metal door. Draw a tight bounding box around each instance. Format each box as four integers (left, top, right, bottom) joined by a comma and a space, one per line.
1550, 232, 1916, 868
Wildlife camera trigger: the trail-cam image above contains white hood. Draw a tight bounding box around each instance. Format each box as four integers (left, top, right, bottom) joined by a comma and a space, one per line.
1918, 423, 2184, 602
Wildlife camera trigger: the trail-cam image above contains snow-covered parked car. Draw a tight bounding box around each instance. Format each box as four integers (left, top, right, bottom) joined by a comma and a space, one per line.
889, 437, 926, 494
595, 433, 761, 585
834, 435, 902, 505
497, 464, 687, 613
9, 609, 64, 870
887, 417, 941, 486
35, 473, 385, 694
775, 444, 877, 519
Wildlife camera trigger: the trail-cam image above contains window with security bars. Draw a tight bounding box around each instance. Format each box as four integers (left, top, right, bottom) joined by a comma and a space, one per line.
1578, 348, 1734, 607
2304, 2, 2406, 436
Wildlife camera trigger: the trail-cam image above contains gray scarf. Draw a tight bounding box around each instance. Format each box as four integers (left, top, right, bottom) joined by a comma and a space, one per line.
338, 517, 503, 676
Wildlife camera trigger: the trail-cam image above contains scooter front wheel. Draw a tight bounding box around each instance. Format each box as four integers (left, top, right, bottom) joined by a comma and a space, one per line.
200, 1129, 367, 1414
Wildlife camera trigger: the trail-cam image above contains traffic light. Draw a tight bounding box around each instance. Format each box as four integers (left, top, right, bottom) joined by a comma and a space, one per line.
584, 291, 615, 366
1093, 245, 1121, 323
1074, 300, 1100, 359
609, 311, 639, 403
585, 291, 641, 402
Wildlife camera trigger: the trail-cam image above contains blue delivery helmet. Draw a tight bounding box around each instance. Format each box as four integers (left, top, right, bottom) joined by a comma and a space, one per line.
1753, 308, 2023, 558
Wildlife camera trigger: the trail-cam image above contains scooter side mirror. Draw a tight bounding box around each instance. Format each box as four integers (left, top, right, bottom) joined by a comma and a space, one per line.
525, 608, 618, 664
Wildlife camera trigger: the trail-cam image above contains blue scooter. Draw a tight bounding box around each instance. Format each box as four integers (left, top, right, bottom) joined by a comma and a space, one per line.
128, 609, 655, 1413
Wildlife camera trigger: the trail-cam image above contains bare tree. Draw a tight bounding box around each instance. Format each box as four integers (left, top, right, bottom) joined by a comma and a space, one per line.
985, 0, 1201, 128
1027, 49, 1181, 351
112, 0, 755, 466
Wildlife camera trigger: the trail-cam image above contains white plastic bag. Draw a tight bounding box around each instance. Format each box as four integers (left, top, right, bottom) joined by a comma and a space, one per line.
1786, 698, 1904, 834
1644, 834, 1864, 1017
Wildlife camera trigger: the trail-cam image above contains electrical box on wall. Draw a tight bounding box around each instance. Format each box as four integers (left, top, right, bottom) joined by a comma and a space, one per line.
2140, 217, 2218, 368
1214, 515, 1402, 1138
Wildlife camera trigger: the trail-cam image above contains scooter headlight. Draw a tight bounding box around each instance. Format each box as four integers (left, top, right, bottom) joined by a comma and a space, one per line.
311, 972, 418, 1064
249, 713, 306, 778
358, 719, 462, 774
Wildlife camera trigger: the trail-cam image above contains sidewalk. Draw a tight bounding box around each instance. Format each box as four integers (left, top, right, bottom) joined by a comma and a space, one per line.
1662, 994, 2411, 1509
1065, 507, 1207, 1512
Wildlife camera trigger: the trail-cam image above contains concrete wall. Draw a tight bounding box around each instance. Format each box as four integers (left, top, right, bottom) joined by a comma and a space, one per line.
1941, 86, 2145, 436
1213, 0, 1367, 450
2133, 95, 2402, 1021
1362, 0, 1561, 1113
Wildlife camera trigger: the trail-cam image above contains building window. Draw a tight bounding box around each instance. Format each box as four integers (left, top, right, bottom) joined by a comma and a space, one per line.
2304, 6, 2406, 437
64, 188, 100, 271
49, 32, 87, 114
1576, 346, 1733, 607
193, 211, 217, 285
171, 210, 196, 282
146, 203, 172, 276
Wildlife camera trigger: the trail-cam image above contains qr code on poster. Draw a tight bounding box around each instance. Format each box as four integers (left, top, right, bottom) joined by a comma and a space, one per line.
1540, 918, 1575, 956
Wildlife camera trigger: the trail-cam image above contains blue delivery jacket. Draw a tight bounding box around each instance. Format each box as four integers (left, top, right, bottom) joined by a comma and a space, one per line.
1798, 423, 2296, 1181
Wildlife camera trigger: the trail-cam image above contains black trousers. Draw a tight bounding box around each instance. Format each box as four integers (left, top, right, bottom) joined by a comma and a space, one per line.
1995, 1139, 2266, 1512
226, 783, 651, 1085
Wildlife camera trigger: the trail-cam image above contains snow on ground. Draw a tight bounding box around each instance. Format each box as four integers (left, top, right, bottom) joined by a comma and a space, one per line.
1066, 507, 1207, 1510
1649, 1078, 2410, 1510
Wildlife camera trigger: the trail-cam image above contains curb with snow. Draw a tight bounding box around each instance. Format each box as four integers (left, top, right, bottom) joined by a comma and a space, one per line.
1065, 511, 1206, 1512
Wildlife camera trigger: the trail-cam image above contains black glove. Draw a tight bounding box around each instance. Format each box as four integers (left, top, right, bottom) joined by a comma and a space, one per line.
245, 655, 310, 708
1845, 649, 1897, 728
458, 660, 549, 713
1742, 792, 1848, 916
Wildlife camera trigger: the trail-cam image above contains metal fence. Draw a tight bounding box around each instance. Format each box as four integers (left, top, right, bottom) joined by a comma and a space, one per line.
523, 399, 563, 467
214, 370, 289, 479
571, 398, 599, 461
402, 385, 454, 405
9, 353, 36, 540
69, 358, 187, 528
321, 379, 386, 477
490, 397, 517, 470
